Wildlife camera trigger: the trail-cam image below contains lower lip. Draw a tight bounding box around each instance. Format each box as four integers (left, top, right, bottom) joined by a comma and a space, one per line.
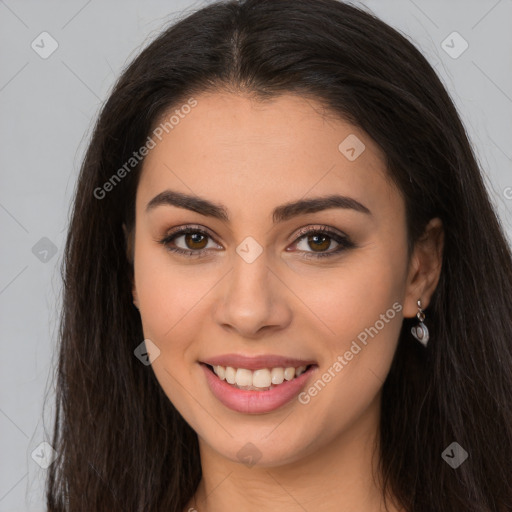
200, 363, 317, 414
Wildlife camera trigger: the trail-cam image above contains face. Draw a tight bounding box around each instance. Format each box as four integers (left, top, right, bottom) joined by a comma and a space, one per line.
131, 92, 421, 467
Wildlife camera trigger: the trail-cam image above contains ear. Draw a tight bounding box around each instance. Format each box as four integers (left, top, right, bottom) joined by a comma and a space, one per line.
403, 217, 444, 318
122, 222, 138, 308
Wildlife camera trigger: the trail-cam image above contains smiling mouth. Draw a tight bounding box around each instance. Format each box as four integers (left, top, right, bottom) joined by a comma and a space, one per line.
203, 363, 317, 391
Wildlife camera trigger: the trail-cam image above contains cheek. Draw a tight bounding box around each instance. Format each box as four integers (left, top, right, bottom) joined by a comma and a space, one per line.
133, 237, 216, 343
295, 244, 406, 410
133, 242, 212, 417
297, 252, 405, 345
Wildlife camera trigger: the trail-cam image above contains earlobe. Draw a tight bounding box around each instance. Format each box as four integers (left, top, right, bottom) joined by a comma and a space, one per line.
403, 217, 444, 318
132, 283, 139, 309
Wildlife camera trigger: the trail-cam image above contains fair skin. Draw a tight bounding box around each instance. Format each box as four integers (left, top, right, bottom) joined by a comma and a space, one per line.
129, 92, 444, 512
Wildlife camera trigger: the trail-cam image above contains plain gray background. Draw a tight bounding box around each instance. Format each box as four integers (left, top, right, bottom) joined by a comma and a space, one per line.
0, 0, 511, 510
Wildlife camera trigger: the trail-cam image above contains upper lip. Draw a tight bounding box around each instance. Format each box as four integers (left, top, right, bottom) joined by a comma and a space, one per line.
201, 353, 317, 370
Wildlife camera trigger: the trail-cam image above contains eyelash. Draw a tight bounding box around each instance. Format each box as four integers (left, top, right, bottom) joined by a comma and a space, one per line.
158, 224, 355, 260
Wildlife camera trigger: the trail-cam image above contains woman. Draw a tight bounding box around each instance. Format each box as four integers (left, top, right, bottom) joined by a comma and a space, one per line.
45, 0, 512, 510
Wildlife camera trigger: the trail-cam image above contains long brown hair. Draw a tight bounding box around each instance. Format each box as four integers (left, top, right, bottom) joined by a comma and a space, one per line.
45, 1, 512, 510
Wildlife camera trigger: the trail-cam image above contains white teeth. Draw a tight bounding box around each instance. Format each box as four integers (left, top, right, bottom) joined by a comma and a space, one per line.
214, 365, 225, 380
210, 364, 311, 389
284, 367, 296, 381
235, 368, 253, 387
270, 367, 284, 385
252, 369, 272, 388
225, 366, 236, 384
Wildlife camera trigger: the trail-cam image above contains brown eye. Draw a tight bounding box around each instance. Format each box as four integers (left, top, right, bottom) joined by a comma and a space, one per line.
290, 226, 355, 259
305, 234, 332, 252
296, 233, 339, 253
159, 226, 222, 258
184, 232, 208, 250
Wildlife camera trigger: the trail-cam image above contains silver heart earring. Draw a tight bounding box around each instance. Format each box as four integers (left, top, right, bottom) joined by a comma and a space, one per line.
411, 299, 429, 347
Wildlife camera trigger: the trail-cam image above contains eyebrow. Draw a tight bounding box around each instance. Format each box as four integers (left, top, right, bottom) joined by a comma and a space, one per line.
145, 189, 371, 223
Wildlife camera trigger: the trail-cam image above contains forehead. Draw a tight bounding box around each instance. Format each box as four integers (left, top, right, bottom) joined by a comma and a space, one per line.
137, 92, 402, 224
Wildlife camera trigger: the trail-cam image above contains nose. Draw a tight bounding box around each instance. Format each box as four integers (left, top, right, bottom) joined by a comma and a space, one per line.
213, 247, 293, 339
